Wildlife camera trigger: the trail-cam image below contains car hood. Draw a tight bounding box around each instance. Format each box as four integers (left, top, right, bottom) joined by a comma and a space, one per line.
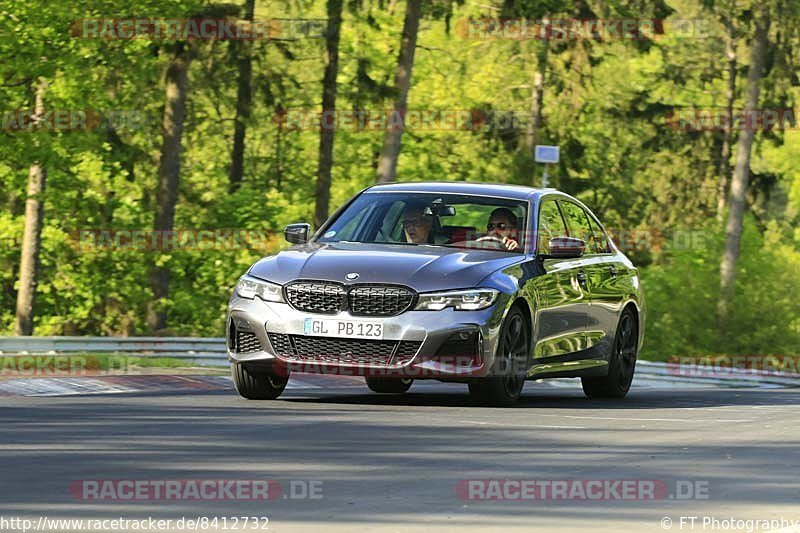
248, 242, 524, 292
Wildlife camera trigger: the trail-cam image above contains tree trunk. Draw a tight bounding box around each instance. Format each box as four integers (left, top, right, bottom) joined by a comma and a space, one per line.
275, 113, 284, 190
313, 0, 343, 228
522, 30, 549, 184
14, 78, 48, 336
718, 9, 770, 327
228, 0, 255, 193
376, 0, 422, 184
716, 18, 737, 221
147, 44, 190, 332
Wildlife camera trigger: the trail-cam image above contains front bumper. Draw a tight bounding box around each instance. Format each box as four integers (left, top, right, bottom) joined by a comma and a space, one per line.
226, 293, 510, 378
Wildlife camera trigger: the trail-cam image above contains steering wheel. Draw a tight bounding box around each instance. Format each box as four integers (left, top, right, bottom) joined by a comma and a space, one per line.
473, 235, 507, 249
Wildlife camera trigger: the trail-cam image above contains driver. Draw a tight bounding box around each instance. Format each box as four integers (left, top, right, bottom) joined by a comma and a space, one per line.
486, 208, 520, 251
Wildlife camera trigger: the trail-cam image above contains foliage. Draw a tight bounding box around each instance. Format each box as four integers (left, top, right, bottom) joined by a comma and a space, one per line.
641, 218, 800, 359
0, 0, 797, 358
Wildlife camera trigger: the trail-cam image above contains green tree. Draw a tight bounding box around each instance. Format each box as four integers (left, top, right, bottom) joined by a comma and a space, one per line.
376, 0, 422, 183
314, 0, 343, 228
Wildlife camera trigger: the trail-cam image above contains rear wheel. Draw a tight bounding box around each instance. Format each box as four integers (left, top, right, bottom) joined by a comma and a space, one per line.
231, 363, 289, 400
365, 376, 413, 394
581, 308, 638, 399
468, 306, 529, 407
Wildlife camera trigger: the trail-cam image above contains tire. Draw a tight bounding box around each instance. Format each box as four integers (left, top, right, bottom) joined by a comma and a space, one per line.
231, 363, 289, 400
468, 306, 530, 407
581, 307, 638, 399
365, 376, 413, 394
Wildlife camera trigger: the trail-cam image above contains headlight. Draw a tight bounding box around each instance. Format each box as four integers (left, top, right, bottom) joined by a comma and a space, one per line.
236, 275, 284, 303
414, 288, 499, 311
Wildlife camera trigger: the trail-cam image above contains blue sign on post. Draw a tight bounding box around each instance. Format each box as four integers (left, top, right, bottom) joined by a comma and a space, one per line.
534, 145, 559, 187
534, 145, 560, 164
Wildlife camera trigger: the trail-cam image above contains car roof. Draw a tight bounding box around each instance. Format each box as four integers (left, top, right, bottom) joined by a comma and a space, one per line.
366, 181, 553, 201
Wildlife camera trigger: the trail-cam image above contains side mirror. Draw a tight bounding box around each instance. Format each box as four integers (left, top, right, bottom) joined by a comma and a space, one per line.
547, 237, 585, 259
284, 223, 311, 244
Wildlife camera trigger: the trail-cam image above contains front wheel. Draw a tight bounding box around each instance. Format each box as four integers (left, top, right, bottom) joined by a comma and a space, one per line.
468, 306, 529, 407
231, 363, 289, 400
581, 308, 638, 399
365, 376, 413, 393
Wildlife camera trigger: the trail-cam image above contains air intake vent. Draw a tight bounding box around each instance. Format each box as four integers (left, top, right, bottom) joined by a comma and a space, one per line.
267, 333, 421, 367
235, 330, 262, 354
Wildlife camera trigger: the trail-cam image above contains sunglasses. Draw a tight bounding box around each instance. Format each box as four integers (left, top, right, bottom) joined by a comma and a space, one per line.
486, 222, 511, 230
402, 219, 429, 229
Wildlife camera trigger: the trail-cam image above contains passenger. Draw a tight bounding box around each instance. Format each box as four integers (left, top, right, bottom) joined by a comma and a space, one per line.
400, 203, 435, 244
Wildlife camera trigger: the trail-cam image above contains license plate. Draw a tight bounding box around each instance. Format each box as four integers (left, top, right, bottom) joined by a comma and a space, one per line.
303, 318, 384, 339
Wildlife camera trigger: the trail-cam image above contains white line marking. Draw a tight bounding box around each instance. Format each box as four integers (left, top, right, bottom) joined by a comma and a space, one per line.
285, 379, 321, 389
460, 420, 586, 429
533, 413, 754, 423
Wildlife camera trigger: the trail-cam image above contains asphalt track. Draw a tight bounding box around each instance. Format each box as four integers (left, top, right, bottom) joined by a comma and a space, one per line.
1, 374, 799, 533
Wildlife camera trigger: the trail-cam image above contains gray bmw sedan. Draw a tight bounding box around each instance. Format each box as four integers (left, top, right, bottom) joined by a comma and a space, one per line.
227, 182, 645, 406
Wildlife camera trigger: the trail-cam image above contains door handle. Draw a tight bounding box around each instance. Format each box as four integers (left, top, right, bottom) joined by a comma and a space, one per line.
576, 270, 588, 285
609, 265, 618, 277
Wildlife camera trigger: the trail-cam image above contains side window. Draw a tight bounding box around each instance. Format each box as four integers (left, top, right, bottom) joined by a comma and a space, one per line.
379, 201, 406, 242
330, 203, 372, 241
586, 215, 612, 254
558, 201, 594, 247
537, 200, 567, 254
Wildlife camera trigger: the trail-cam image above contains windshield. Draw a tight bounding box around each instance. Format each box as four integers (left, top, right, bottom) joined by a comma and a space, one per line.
316, 192, 528, 253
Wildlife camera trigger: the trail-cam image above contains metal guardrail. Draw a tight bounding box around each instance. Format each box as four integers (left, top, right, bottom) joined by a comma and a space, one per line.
0, 336, 229, 367
634, 361, 800, 388
0, 337, 798, 387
